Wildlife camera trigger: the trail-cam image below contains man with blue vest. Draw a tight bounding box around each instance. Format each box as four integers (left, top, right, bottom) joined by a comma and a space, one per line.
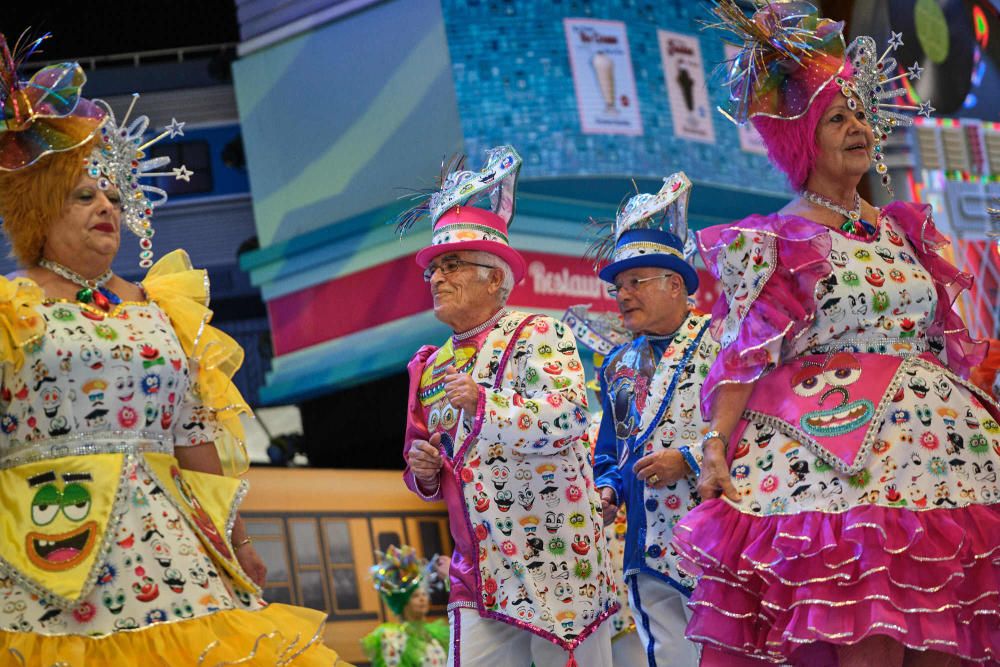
592, 173, 719, 667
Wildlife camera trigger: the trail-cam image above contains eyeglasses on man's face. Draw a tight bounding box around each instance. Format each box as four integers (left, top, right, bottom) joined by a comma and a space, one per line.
422, 257, 496, 282
606, 272, 674, 298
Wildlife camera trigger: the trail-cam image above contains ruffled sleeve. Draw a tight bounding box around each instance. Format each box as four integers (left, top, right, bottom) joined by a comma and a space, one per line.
0, 275, 46, 371
142, 249, 252, 476
697, 214, 832, 420
884, 200, 986, 378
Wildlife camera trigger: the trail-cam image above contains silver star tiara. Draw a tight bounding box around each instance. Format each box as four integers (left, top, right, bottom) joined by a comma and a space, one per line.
87, 94, 191, 268
839, 32, 933, 195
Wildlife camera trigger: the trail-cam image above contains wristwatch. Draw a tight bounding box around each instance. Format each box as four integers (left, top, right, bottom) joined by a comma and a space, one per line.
702, 430, 728, 449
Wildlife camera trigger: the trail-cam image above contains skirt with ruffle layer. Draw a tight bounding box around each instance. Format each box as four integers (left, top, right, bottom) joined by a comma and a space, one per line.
673, 499, 1000, 665
0, 603, 350, 666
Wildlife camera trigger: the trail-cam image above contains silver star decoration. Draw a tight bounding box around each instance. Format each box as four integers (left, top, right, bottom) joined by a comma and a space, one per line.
887, 31, 904, 51
918, 100, 935, 117
907, 62, 924, 80
171, 165, 193, 182
164, 118, 186, 138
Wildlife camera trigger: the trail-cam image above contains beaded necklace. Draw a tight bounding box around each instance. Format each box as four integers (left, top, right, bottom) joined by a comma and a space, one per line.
801, 190, 877, 238
38, 258, 122, 311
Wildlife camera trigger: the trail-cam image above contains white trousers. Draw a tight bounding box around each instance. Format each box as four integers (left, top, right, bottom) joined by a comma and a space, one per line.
446, 607, 612, 667
627, 573, 699, 667
611, 627, 648, 667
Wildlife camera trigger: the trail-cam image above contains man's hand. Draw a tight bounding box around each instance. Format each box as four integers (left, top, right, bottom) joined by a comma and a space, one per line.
633, 449, 689, 489
408, 433, 444, 485
696, 438, 740, 502
443, 366, 480, 415
599, 486, 618, 526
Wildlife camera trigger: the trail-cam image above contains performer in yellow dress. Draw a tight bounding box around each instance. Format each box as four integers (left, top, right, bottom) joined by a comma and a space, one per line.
0, 32, 346, 665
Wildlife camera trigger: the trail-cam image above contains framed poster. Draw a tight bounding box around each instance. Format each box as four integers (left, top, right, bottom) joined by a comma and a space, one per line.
564, 18, 643, 136
658, 29, 716, 144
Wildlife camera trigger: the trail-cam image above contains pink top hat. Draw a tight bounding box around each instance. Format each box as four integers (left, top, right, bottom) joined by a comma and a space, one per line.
415, 205, 526, 282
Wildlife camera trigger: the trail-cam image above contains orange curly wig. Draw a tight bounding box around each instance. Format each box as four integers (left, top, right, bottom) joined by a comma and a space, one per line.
0, 135, 98, 267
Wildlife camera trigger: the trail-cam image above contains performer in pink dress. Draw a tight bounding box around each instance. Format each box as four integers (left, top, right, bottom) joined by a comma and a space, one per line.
672, 3, 1000, 666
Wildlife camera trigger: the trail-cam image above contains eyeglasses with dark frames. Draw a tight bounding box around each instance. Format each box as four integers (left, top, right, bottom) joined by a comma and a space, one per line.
423, 257, 498, 282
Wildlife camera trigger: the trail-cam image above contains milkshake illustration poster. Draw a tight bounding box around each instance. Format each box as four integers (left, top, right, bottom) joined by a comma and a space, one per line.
564, 18, 643, 136
723, 43, 769, 155
658, 29, 716, 144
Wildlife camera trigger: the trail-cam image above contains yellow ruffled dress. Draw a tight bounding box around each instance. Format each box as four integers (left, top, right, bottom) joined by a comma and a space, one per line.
0, 250, 348, 665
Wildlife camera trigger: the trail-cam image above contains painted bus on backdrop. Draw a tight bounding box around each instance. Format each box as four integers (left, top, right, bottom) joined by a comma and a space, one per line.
240, 467, 452, 666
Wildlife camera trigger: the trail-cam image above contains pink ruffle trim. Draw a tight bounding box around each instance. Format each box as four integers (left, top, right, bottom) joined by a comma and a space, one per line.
883, 201, 987, 379
673, 499, 1000, 663
697, 216, 833, 420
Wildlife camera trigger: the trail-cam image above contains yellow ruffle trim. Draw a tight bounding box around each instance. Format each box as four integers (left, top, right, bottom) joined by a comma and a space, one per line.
143, 249, 252, 476
0, 603, 352, 666
0, 276, 46, 372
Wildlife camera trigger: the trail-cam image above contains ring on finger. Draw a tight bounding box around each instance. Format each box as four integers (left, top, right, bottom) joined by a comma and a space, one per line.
648, 473, 660, 486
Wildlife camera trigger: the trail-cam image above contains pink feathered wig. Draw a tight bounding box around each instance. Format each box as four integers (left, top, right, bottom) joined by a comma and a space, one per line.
750, 61, 855, 191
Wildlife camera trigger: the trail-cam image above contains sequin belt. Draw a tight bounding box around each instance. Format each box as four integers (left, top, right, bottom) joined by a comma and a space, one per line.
0, 431, 174, 469
806, 337, 928, 356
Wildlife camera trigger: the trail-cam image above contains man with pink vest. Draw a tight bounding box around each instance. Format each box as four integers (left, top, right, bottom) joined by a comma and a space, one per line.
400, 146, 616, 667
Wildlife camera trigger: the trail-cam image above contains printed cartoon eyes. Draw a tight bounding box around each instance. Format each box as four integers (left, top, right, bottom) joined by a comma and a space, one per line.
790, 353, 861, 397
31, 483, 92, 525
791, 367, 825, 397
824, 353, 862, 387
31, 486, 60, 525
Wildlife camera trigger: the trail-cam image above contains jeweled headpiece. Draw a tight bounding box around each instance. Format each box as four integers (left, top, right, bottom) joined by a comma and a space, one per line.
87, 94, 190, 268
835, 33, 932, 195
371, 545, 427, 617
397, 145, 527, 282
0, 32, 105, 171
590, 172, 700, 294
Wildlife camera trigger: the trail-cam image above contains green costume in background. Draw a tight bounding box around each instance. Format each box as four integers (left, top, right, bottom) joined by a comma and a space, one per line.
362, 546, 449, 667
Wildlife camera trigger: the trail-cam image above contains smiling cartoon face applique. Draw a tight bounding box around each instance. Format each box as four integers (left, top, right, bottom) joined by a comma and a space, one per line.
740, 352, 913, 474
26, 470, 99, 572
794, 353, 874, 438
0, 454, 126, 603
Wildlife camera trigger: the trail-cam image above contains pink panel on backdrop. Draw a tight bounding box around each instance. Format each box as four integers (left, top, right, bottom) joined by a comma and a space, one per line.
268, 252, 721, 355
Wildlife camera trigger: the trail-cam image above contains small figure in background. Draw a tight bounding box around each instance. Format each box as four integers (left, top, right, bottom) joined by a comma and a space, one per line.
363, 545, 449, 667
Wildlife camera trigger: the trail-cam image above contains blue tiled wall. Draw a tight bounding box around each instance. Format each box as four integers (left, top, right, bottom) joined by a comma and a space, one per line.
441, 0, 788, 194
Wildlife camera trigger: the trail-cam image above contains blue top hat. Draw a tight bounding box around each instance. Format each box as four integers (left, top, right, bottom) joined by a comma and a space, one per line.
593, 172, 699, 295
598, 228, 699, 294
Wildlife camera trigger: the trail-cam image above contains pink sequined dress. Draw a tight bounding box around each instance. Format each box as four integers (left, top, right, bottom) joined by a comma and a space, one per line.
672, 201, 1000, 665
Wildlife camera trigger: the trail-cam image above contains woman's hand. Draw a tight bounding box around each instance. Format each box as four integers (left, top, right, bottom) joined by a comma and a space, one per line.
236, 541, 268, 588
697, 438, 740, 502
